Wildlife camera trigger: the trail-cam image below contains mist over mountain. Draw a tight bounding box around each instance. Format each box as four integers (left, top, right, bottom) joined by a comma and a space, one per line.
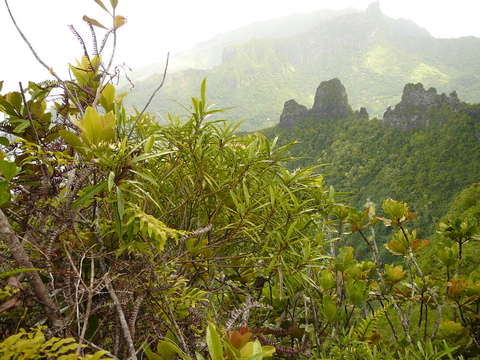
129, 8, 355, 80
126, 1, 480, 130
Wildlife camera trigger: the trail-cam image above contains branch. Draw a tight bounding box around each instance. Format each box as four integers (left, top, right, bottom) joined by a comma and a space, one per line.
92, 8, 118, 107
4, 0, 84, 116
0, 209, 64, 329
103, 268, 137, 360
139, 53, 170, 118
127, 52, 169, 140
128, 295, 144, 340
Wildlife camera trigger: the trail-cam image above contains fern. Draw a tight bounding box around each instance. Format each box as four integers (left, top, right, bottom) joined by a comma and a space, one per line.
352, 304, 390, 341
0, 327, 112, 359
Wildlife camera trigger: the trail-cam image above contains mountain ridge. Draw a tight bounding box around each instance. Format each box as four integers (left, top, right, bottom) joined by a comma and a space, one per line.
265, 78, 480, 236
126, 3, 480, 130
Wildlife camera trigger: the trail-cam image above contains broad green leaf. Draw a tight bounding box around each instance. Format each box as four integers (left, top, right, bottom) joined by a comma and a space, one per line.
78, 107, 116, 146
13, 119, 30, 133
154, 341, 177, 360
321, 295, 337, 323
0, 180, 10, 206
206, 322, 224, 360
59, 130, 83, 149
100, 83, 116, 112
0, 160, 19, 180
143, 345, 164, 360
195, 352, 206, 360
5, 92, 22, 111
0, 97, 18, 116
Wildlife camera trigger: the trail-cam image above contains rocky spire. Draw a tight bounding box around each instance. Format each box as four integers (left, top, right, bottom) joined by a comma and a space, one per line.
311, 78, 351, 119
383, 83, 462, 129
278, 99, 308, 128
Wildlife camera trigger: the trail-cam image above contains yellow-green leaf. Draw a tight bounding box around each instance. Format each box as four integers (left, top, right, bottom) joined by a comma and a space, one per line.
100, 83, 116, 112
206, 322, 224, 360
93, 0, 110, 13
114, 15, 127, 29
82, 15, 108, 29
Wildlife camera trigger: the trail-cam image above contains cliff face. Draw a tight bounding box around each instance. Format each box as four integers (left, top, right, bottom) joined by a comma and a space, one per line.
311, 78, 352, 119
383, 83, 461, 129
278, 100, 308, 128
279, 78, 354, 128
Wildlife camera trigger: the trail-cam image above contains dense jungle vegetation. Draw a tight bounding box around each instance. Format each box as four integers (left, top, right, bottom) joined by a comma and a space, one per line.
264, 97, 480, 241
1, 1, 480, 359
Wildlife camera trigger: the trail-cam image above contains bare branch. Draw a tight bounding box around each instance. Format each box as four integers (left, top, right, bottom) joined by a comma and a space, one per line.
0, 209, 64, 329
92, 8, 118, 108
138, 53, 170, 118
104, 273, 137, 360
128, 295, 144, 340
89, 24, 100, 57
4, 0, 84, 116
77, 257, 95, 354
68, 25, 92, 65
127, 52, 169, 140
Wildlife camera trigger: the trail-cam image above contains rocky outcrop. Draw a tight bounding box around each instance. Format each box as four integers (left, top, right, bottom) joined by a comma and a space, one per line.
311, 78, 352, 119
278, 100, 308, 128
357, 107, 369, 119
383, 83, 461, 129
278, 78, 360, 128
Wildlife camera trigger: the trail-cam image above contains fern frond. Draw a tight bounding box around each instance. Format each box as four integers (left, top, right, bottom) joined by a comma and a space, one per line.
353, 304, 391, 341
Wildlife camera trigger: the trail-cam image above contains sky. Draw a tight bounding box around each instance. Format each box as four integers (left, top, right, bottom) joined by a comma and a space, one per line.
1, 0, 480, 90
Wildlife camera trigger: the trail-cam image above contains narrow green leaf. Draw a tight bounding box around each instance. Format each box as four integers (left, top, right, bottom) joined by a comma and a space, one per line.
108, 171, 115, 192
73, 181, 107, 209
144, 135, 155, 153
201, 79, 207, 105
0, 268, 42, 279
206, 322, 224, 360
116, 187, 125, 220
82, 15, 108, 30
93, 0, 110, 13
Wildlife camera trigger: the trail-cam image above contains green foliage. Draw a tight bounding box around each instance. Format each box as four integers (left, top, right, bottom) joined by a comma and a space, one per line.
264, 103, 480, 243
0, 327, 110, 359
2, 2, 480, 359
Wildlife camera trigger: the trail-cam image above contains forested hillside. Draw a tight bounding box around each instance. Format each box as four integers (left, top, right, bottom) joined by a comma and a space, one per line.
264, 78, 480, 236
127, 2, 480, 130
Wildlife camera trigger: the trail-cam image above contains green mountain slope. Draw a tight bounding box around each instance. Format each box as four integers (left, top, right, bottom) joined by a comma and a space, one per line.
264, 79, 480, 236
129, 8, 353, 80
127, 2, 480, 130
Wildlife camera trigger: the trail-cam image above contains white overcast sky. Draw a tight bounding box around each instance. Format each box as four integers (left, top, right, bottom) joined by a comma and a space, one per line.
1, 0, 480, 90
